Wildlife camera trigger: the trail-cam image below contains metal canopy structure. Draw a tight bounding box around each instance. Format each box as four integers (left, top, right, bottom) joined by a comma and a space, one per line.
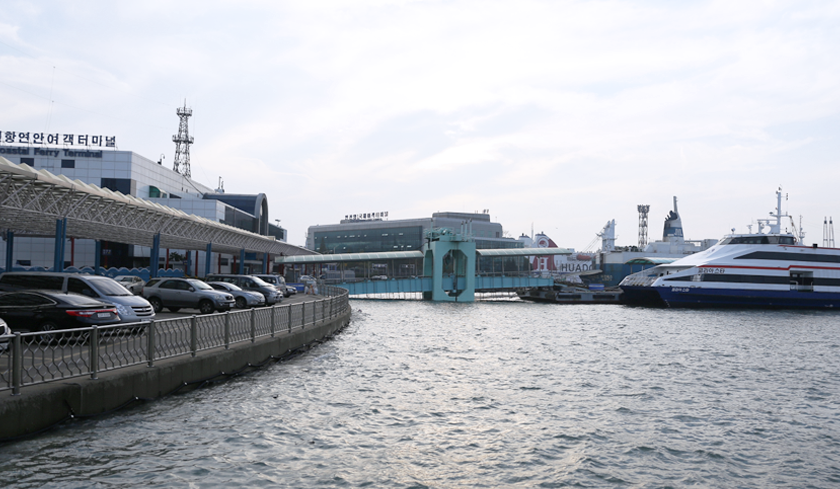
476, 248, 571, 257
276, 247, 573, 265
0, 157, 315, 256
276, 250, 424, 264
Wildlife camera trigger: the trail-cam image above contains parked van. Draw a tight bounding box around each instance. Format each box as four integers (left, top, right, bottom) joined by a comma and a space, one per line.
0, 272, 156, 323
204, 274, 282, 305
253, 274, 290, 297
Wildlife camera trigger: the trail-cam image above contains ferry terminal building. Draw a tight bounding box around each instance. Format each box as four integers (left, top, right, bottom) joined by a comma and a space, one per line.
306, 211, 526, 279
0, 144, 287, 275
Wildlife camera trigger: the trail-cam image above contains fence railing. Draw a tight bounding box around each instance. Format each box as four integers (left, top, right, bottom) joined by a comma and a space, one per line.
0, 286, 350, 394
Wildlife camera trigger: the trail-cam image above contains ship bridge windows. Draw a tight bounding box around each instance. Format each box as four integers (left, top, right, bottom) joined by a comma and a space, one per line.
721, 236, 796, 245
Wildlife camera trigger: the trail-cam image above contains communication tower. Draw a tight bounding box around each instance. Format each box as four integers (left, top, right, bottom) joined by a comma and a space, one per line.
172, 101, 194, 178
637, 204, 650, 248
824, 217, 835, 248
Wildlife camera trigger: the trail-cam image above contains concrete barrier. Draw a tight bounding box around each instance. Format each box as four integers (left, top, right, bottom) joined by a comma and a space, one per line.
0, 309, 351, 440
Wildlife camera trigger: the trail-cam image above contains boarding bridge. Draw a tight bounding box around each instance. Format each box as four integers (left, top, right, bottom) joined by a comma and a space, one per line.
277, 227, 570, 302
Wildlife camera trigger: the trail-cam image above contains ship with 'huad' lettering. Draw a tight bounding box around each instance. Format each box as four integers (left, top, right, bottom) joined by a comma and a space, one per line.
620, 189, 840, 308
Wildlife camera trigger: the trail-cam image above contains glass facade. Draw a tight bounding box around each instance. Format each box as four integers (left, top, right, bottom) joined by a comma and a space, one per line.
222, 206, 257, 233
313, 226, 424, 254
101, 177, 132, 195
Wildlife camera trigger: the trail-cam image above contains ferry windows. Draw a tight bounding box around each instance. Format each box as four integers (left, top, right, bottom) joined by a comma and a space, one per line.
729, 236, 770, 245
779, 236, 795, 245
790, 271, 814, 292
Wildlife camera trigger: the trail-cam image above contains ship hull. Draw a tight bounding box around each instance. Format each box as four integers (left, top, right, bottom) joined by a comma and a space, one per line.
647, 286, 840, 309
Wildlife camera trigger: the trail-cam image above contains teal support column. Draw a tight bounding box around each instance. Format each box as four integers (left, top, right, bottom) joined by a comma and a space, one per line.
205, 243, 212, 278
239, 249, 246, 274
263, 253, 269, 274
94, 240, 102, 274
422, 228, 476, 302
185, 251, 192, 276
4, 231, 13, 272
150, 233, 161, 278
53, 218, 67, 272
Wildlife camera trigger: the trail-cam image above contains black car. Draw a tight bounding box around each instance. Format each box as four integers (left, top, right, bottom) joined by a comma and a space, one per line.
0, 290, 121, 339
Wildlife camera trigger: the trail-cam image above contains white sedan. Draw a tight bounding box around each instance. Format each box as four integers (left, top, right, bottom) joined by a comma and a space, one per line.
114, 275, 145, 295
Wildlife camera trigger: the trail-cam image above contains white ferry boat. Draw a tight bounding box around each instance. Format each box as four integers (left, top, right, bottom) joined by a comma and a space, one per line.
620, 189, 840, 308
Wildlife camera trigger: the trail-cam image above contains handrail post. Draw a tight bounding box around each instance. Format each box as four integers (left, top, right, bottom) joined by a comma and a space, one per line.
301, 302, 306, 329
190, 315, 198, 357
90, 326, 99, 380
287, 304, 292, 332
250, 308, 256, 343
11, 333, 21, 395
224, 311, 231, 349
270, 305, 276, 337
147, 320, 156, 367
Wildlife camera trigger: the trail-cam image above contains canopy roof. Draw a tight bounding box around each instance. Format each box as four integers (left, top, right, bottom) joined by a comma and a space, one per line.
277, 250, 424, 264
624, 257, 679, 265
0, 157, 315, 256
476, 248, 571, 257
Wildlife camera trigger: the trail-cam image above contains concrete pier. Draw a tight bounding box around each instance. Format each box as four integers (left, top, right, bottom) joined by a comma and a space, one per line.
0, 305, 351, 440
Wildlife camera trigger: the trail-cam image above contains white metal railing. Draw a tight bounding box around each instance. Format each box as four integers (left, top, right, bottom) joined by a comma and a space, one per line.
0, 286, 350, 394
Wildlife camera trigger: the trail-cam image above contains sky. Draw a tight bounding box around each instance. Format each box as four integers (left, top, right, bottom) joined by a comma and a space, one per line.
1, 0, 839, 250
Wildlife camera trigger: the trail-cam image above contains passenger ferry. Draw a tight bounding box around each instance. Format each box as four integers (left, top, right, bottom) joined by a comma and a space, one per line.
620, 190, 840, 308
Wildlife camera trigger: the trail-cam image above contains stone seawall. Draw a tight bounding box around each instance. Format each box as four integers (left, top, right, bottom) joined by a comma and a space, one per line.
0, 310, 351, 440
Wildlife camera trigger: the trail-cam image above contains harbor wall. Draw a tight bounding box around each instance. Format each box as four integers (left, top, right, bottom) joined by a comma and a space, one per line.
0, 310, 351, 441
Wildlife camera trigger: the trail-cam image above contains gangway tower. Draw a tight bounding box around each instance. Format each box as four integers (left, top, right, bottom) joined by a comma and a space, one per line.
172, 102, 194, 178
637, 204, 650, 249
824, 217, 835, 248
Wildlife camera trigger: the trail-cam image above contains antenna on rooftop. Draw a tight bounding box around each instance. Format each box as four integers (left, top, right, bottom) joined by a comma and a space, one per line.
637, 204, 650, 248
172, 100, 194, 178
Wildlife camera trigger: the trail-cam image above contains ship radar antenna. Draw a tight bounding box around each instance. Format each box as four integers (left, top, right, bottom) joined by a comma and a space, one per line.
172, 100, 194, 178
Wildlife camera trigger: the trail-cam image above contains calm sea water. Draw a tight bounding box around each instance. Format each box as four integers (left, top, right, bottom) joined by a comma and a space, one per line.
1, 301, 839, 488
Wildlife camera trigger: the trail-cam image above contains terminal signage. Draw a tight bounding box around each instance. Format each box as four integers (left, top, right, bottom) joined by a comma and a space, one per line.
345, 211, 389, 221
0, 146, 103, 158
2, 131, 116, 148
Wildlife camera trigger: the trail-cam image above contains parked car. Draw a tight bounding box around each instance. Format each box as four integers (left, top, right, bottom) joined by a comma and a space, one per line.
0, 272, 155, 323
0, 290, 120, 340
204, 274, 282, 305
207, 281, 265, 309
286, 285, 298, 296
114, 275, 145, 295
253, 274, 290, 297
0, 317, 10, 350
143, 278, 235, 314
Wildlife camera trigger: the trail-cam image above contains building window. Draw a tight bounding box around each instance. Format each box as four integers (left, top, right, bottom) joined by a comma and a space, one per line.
20, 157, 34, 165
101, 178, 132, 195
61, 159, 75, 168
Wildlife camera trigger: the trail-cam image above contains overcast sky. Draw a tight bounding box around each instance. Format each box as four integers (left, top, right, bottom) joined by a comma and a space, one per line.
2, 0, 839, 249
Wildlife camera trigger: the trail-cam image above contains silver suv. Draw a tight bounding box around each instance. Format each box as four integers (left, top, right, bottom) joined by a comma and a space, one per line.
253, 274, 290, 297
143, 277, 235, 314
204, 274, 282, 305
